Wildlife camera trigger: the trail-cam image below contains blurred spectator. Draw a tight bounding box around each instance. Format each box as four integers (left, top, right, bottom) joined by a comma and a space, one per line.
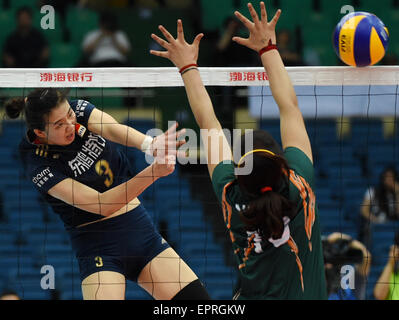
381, 53, 398, 65
2, 7, 49, 68
215, 16, 257, 67
359, 166, 399, 247
277, 29, 304, 66
374, 232, 399, 300
323, 232, 371, 300
0, 289, 20, 300
213, 16, 256, 131
81, 12, 131, 67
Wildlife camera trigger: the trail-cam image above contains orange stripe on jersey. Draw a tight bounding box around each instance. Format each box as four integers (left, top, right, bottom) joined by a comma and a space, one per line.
289, 169, 316, 251
240, 235, 255, 269
244, 234, 255, 258
222, 181, 233, 229
221, 181, 234, 229
229, 231, 235, 243
299, 176, 316, 251
287, 236, 304, 292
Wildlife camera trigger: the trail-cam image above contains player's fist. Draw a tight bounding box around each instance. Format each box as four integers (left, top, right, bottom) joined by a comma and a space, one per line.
153, 154, 176, 178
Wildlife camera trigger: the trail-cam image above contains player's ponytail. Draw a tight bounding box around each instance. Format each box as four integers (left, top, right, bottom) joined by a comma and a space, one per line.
5, 97, 25, 119
4, 88, 67, 131
236, 130, 295, 241
237, 155, 295, 240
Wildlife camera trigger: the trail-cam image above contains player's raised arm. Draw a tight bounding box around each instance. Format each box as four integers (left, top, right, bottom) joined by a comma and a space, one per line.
150, 20, 232, 177
233, 2, 312, 163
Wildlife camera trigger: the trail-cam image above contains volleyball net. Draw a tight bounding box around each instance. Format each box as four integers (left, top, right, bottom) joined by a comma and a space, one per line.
0, 66, 398, 300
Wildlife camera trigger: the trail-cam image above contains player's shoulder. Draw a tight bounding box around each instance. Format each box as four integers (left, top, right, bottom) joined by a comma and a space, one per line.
69, 99, 86, 110
19, 137, 55, 169
283, 146, 315, 187
70, 99, 95, 109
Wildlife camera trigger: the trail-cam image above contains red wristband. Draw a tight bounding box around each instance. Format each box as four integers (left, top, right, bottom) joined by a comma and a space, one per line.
179, 64, 198, 74
259, 39, 278, 57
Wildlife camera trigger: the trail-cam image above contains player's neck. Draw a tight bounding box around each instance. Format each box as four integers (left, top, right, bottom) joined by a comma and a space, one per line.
34, 136, 48, 145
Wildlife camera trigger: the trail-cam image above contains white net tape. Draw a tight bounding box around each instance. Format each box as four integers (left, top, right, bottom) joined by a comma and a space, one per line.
1, 66, 399, 88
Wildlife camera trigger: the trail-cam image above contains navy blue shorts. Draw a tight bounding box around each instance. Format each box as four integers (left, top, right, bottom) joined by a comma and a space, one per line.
69, 204, 170, 282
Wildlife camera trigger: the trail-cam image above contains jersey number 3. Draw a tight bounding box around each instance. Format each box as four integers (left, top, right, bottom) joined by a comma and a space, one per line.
95, 159, 114, 188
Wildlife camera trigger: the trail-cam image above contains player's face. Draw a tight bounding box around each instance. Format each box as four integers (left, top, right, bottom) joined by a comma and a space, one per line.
44, 100, 77, 146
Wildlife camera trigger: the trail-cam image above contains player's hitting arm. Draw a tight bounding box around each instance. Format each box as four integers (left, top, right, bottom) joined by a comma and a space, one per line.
87, 108, 186, 156
47, 160, 174, 216
87, 108, 148, 150
150, 20, 232, 178
233, 2, 312, 163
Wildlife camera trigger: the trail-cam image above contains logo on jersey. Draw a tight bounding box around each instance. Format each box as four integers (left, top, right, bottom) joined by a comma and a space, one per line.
75, 123, 86, 137
32, 167, 54, 188
75, 100, 89, 119
68, 133, 106, 177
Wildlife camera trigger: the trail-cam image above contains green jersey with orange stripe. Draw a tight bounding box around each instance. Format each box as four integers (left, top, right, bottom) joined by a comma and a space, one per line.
211, 147, 327, 300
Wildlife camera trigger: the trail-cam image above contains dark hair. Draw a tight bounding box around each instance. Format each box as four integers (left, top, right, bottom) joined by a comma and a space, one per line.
235, 130, 296, 240
16, 6, 33, 18
5, 88, 67, 132
100, 12, 118, 32
376, 165, 399, 219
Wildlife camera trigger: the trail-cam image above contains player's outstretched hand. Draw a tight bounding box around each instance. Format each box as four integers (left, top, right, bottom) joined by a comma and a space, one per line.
149, 122, 186, 158
233, 2, 281, 52
150, 19, 204, 70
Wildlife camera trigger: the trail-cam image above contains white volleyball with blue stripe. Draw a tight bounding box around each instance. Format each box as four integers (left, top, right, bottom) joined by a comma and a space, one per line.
333, 11, 389, 67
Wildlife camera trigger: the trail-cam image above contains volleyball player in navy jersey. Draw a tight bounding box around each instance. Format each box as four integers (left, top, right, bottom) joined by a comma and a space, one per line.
5, 89, 210, 300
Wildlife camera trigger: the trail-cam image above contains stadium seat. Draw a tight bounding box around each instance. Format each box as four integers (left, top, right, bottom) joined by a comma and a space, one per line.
350, 118, 385, 144
124, 118, 156, 133
278, 0, 314, 19
66, 7, 99, 46
165, 0, 193, 9
382, 10, 399, 41
74, 88, 125, 109
200, 0, 234, 32
50, 43, 80, 68
358, 0, 394, 18
319, 0, 355, 22
301, 35, 339, 66
0, 256, 35, 275
25, 231, 70, 249
8, 0, 39, 10
0, 10, 16, 48
33, 11, 64, 44
0, 120, 26, 137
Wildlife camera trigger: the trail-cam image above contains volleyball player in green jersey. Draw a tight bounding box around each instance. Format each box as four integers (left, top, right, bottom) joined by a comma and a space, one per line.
151, 2, 327, 299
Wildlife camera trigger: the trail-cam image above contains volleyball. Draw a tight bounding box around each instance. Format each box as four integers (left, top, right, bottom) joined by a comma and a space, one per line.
333, 12, 389, 67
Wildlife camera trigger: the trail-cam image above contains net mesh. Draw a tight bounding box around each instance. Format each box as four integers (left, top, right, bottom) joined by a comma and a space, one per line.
0, 66, 398, 300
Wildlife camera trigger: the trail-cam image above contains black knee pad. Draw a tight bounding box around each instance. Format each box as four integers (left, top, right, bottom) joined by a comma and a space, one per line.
172, 279, 211, 300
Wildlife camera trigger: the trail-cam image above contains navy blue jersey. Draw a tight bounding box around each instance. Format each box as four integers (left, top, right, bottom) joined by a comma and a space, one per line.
19, 100, 135, 230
